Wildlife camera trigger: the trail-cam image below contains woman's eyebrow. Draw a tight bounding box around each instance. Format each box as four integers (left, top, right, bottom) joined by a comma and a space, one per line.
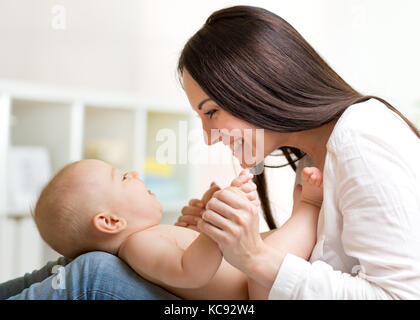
197, 98, 212, 110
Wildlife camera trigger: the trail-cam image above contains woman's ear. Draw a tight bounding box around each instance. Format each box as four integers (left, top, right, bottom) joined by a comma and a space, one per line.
92, 213, 127, 234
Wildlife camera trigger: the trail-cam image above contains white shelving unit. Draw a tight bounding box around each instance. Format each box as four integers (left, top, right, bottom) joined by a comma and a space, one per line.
0, 79, 198, 282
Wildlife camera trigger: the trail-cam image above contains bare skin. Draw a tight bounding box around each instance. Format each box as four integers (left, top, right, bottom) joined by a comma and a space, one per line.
247, 166, 323, 299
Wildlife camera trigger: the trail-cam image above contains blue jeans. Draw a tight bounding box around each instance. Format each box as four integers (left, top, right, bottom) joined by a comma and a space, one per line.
0, 251, 180, 300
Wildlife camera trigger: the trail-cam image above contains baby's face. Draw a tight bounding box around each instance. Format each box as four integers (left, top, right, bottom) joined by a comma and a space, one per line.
70, 159, 162, 227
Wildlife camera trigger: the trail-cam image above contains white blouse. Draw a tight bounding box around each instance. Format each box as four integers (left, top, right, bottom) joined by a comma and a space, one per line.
268, 98, 420, 299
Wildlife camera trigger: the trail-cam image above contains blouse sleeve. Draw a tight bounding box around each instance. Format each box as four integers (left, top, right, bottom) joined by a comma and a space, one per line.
269, 122, 420, 299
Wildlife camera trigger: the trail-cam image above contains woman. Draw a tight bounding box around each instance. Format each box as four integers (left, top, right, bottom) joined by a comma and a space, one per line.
177, 5, 420, 299
2, 5, 419, 300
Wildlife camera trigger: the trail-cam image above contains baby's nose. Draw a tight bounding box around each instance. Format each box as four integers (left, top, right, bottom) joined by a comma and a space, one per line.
128, 171, 139, 179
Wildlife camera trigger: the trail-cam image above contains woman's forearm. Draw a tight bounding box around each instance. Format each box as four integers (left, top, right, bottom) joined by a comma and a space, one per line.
247, 202, 320, 289
245, 243, 287, 289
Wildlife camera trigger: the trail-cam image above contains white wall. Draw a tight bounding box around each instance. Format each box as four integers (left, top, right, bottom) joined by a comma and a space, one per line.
0, 0, 142, 92
1, 0, 419, 106
318, 0, 420, 114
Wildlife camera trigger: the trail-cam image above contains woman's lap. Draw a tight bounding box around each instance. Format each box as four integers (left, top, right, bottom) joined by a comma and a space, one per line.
4, 251, 180, 300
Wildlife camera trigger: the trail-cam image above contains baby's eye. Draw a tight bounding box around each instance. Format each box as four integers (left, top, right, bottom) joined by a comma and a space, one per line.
122, 173, 128, 181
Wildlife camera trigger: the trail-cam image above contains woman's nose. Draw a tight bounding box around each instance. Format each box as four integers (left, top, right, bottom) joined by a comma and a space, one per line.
203, 128, 222, 146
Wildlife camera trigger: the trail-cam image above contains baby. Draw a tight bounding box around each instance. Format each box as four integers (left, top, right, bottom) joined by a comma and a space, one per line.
33, 159, 323, 300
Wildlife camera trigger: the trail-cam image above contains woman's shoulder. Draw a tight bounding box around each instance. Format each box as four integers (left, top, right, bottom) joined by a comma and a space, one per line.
333, 98, 406, 134
327, 98, 418, 152
341, 98, 408, 127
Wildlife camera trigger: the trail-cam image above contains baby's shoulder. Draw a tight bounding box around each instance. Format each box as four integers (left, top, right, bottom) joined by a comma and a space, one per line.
128, 224, 200, 249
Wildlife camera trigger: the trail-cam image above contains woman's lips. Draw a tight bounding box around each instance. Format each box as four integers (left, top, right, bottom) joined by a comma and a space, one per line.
147, 189, 155, 196
230, 138, 256, 168
230, 138, 244, 154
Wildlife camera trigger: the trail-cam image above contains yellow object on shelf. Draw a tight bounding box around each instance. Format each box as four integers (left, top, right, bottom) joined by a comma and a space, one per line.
145, 157, 173, 177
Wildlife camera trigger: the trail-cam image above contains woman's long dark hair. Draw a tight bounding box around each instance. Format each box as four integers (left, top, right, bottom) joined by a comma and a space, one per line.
177, 5, 420, 229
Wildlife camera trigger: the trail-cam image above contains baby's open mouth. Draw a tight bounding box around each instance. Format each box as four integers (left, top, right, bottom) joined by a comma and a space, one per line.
147, 189, 155, 196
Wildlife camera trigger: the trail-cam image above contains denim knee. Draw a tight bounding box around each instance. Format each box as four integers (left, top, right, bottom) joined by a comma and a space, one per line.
73, 251, 119, 277
69, 251, 124, 299
69, 251, 180, 300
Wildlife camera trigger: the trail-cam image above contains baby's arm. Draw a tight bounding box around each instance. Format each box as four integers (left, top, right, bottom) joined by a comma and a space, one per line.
179, 233, 223, 288
248, 167, 323, 299
266, 167, 322, 258
119, 229, 222, 289
120, 172, 256, 293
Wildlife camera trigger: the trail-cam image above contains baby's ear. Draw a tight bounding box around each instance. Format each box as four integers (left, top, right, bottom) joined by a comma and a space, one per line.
92, 213, 127, 234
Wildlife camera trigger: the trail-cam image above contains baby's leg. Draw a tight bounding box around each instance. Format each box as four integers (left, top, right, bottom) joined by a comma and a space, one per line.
248, 167, 323, 299
300, 166, 323, 208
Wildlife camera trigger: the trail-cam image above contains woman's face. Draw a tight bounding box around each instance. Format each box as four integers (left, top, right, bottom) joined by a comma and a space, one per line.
183, 69, 280, 168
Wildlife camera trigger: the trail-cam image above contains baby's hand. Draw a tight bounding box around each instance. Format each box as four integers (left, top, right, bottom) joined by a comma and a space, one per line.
176, 181, 221, 231
202, 182, 221, 205
230, 169, 260, 207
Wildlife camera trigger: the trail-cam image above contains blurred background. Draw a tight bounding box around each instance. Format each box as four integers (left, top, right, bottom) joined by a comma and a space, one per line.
0, 0, 419, 283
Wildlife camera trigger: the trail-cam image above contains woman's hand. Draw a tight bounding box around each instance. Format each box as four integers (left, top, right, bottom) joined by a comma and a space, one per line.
197, 185, 286, 288
175, 182, 221, 231
175, 169, 258, 231
197, 185, 265, 273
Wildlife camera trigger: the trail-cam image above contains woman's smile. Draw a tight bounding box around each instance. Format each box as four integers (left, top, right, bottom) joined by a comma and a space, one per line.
231, 138, 244, 157
219, 133, 246, 155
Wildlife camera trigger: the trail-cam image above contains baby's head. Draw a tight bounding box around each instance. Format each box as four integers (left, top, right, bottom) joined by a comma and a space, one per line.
33, 159, 162, 258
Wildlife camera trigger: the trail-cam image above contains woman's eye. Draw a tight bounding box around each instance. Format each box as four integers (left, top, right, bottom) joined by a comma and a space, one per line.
204, 110, 217, 119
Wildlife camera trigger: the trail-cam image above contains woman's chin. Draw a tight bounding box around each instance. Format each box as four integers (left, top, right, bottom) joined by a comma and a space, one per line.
238, 159, 257, 169
232, 146, 268, 170
232, 147, 266, 169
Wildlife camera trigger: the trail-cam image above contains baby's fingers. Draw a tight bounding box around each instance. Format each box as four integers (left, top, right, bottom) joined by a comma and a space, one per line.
246, 191, 260, 207
181, 205, 204, 217
176, 215, 201, 226
174, 220, 199, 231
189, 198, 204, 208
240, 180, 256, 193
231, 170, 253, 188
